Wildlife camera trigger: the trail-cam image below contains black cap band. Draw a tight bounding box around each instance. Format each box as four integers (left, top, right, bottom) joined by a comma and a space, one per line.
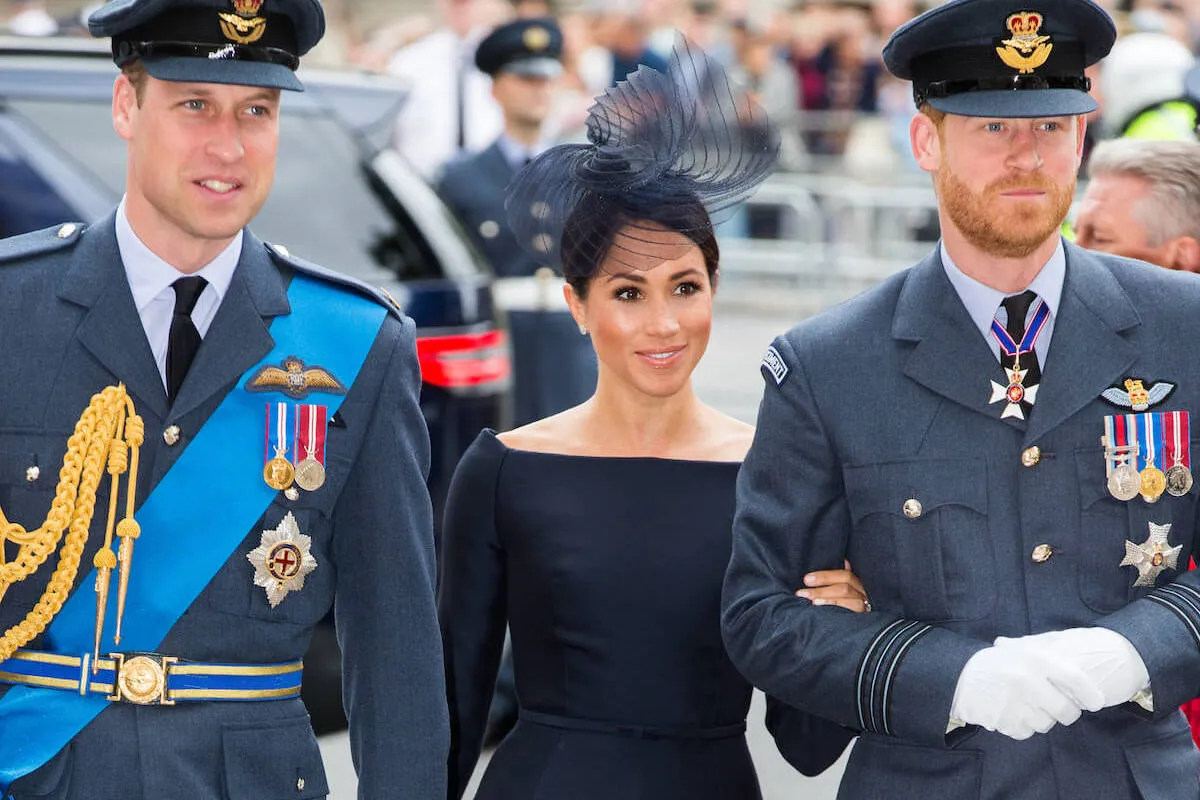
112, 5, 298, 65
114, 39, 300, 70
916, 74, 1091, 107
910, 40, 1087, 107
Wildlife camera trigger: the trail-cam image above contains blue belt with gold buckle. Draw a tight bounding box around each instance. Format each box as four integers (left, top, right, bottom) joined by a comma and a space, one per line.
0, 650, 302, 706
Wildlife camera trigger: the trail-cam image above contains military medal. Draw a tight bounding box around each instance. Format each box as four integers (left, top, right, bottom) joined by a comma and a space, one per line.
247, 512, 318, 607
1103, 414, 1141, 502
263, 402, 295, 491
294, 404, 328, 492
1120, 521, 1181, 588
1164, 410, 1193, 497
1137, 412, 1166, 503
987, 299, 1048, 421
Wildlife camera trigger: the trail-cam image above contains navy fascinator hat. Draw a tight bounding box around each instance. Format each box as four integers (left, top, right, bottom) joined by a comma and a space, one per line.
505, 36, 779, 280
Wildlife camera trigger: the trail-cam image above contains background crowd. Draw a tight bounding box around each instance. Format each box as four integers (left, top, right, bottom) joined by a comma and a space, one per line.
11, 0, 1200, 182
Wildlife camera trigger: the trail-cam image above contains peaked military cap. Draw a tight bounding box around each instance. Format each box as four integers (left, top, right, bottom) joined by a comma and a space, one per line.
88, 0, 325, 92
475, 18, 564, 78
882, 0, 1116, 118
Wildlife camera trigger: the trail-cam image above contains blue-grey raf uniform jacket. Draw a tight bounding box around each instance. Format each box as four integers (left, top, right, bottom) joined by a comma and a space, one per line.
436, 142, 530, 280
436, 141, 598, 426
723, 242, 1200, 799
0, 215, 448, 799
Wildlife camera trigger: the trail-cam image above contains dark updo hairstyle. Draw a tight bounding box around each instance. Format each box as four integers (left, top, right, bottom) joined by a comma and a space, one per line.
559, 187, 720, 300
505, 36, 778, 298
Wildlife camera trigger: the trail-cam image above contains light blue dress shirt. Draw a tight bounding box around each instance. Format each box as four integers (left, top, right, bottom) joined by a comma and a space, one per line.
940, 238, 1066, 367
116, 198, 242, 390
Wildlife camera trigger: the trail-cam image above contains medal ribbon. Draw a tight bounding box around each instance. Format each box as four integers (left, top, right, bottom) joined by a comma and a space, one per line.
297, 404, 327, 463
1115, 414, 1130, 452
990, 299, 1050, 363
0, 275, 389, 790
265, 402, 293, 466
1104, 415, 1119, 477
1168, 410, 1191, 469
1140, 413, 1159, 471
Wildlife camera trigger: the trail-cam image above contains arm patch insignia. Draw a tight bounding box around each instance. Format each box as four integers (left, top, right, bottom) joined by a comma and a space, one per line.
762, 345, 789, 386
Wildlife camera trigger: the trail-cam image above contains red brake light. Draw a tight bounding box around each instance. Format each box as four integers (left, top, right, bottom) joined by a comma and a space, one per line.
416, 329, 511, 389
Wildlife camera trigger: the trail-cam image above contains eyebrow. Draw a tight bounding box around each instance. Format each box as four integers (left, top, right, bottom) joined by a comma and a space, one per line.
603, 268, 704, 283
171, 84, 279, 104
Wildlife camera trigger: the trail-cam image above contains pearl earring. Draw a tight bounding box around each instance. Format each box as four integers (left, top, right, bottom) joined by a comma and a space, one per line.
578, 323, 588, 335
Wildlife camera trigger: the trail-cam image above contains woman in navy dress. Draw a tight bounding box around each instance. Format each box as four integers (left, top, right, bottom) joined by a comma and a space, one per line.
439, 39, 865, 800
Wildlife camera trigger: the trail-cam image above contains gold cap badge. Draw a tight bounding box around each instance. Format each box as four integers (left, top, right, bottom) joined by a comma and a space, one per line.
219, 0, 266, 45
523, 26, 551, 52
996, 11, 1052, 74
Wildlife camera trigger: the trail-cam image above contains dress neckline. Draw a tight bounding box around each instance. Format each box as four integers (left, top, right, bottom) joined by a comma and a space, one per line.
481, 428, 743, 467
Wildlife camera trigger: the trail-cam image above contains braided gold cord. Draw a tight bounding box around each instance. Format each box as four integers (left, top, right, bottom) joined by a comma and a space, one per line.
0, 386, 135, 662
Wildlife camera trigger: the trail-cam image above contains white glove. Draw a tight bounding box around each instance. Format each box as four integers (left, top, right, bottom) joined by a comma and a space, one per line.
949, 645, 1104, 740
995, 628, 1151, 711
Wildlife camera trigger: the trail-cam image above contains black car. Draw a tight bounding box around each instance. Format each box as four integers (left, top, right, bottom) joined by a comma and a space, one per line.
0, 36, 511, 733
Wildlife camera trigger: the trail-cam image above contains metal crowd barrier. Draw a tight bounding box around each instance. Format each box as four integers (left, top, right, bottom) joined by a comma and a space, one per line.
718, 171, 940, 310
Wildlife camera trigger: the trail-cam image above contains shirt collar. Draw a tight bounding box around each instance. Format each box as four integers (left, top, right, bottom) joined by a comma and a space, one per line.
940, 238, 1065, 340
495, 133, 550, 172
116, 197, 242, 312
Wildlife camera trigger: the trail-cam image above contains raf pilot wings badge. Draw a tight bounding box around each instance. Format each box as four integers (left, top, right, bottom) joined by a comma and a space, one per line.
1100, 378, 1176, 412
246, 355, 347, 400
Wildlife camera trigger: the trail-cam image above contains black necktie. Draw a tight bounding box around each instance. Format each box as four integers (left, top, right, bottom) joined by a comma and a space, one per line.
166, 276, 208, 404
1001, 290, 1042, 392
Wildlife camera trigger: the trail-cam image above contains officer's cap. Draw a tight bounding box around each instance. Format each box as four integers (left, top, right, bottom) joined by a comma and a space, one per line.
88, 0, 325, 92
475, 18, 563, 79
882, 0, 1115, 118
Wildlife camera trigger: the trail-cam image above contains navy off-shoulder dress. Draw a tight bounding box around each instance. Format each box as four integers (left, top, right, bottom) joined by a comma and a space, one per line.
439, 430, 854, 799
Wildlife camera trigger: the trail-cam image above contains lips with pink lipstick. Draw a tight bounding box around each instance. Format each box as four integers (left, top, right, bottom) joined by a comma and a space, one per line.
636, 345, 686, 368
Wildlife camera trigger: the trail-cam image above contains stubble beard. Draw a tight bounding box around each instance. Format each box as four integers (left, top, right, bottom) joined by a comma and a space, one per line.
938, 168, 1074, 259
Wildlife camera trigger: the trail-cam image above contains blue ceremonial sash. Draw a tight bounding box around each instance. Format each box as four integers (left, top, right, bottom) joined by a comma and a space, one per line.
0, 275, 388, 790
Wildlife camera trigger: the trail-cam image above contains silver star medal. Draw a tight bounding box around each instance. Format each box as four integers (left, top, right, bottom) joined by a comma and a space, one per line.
1120, 522, 1182, 588
247, 512, 318, 607
989, 366, 1038, 420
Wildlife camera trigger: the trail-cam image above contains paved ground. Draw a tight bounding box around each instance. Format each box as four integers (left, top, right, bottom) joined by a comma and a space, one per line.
317, 292, 854, 798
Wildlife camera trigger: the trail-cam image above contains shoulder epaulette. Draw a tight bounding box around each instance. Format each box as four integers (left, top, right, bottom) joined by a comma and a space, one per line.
0, 223, 85, 265
264, 242, 404, 321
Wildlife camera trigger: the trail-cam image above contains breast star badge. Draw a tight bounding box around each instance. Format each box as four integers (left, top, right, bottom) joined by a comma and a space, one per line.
1120, 522, 1182, 588
248, 512, 318, 607
989, 365, 1038, 420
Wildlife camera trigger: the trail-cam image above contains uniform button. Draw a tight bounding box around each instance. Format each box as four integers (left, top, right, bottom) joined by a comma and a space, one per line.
902, 498, 923, 519
1031, 544, 1054, 563
1021, 446, 1042, 467
273, 243, 291, 258
163, 425, 182, 446
297, 777, 306, 792
25, 465, 40, 482
57, 222, 77, 239
479, 220, 500, 239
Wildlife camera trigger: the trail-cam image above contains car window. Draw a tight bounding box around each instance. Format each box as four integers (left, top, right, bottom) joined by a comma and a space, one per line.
6, 98, 445, 281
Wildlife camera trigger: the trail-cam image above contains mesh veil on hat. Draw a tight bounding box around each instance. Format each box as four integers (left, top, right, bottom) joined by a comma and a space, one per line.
505, 36, 779, 275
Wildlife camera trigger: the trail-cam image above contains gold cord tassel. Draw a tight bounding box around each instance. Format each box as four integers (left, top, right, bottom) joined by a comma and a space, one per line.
0, 385, 141, 665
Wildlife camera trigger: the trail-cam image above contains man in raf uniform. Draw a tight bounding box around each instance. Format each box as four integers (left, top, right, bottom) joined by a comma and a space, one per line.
0, 0, 448, 797
723, 0, 1200, 797
437, 18, 597, 427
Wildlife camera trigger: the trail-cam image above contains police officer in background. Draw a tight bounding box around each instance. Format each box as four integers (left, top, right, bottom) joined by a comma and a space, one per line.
723, 0, 1200, 796
438, 17, 597, 428
0, 0, 448, 796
